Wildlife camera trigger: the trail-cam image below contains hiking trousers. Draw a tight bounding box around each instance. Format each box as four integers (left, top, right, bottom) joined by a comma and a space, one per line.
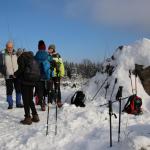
5, 78, 21, 95
52, 77, 61, 102
21, 85, 37, 117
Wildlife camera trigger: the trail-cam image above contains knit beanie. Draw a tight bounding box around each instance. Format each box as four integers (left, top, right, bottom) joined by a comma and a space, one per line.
48, 44, 56, 52
38, 40, 46, 50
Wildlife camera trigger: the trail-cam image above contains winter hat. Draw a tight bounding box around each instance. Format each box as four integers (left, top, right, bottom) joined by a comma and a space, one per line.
38, 40, 46, 50
16, 48, 24, 56
48, 44, 56, 52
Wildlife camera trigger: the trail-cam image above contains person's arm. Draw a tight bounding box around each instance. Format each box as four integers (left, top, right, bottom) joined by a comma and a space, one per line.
59, 58, 65, 78
14, 55, 25, 77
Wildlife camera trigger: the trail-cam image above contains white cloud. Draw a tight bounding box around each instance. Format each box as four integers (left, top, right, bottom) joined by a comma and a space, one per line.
65, 0, 150, 30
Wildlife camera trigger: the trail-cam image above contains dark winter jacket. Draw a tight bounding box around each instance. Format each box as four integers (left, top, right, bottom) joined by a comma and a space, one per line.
14, 51, 36, 86
0, 51, 5, 76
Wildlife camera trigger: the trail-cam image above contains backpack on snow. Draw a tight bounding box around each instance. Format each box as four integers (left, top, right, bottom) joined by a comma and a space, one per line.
24, 58, 41, 82
122, 94, 142, 115
71, 91, 86, 107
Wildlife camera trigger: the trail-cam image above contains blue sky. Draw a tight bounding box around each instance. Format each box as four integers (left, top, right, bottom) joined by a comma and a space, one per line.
0, 0, 150, 62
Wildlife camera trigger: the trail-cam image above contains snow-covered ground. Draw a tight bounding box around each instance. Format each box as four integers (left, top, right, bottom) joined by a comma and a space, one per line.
0, 38, 150, 150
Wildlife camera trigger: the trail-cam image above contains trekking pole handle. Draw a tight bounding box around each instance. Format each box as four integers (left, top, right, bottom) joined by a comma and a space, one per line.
129, 70, 131, 77
116, 86, 123, 100
115, 78, 117, 84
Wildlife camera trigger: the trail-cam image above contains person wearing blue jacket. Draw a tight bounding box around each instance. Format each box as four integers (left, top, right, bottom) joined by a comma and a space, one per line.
35, 40, 52, 111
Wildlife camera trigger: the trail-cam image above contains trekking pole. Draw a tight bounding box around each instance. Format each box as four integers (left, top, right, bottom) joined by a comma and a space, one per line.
109, 100, 113, 147
91, 76, 109, 101
55, 73, 59, 135
108, 100, 117, 147
105, 82, 110, 99
46, 95, 50, 136
135, 71, 138, 95
129, 70, 134, 94
46, 104, 50, 136
116, 86, 123, 142
55, 99, 58, 135
110, 78, 117, 100
109, 78, 117, 147
45, 80, 50, 136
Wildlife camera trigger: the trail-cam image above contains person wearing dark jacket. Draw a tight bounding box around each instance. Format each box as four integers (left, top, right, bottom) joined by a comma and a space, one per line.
14, 51, 39, 125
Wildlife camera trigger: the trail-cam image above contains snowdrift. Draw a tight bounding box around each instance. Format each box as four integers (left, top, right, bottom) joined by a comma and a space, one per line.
0, 38, 150, 150
85, 38, 150, 112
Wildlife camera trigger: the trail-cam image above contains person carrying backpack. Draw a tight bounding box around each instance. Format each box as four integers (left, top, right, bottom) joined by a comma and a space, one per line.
0, 41, 23, 109
35, 40, 53, 111
14, 51, 40, 125
48, 44, 65, 108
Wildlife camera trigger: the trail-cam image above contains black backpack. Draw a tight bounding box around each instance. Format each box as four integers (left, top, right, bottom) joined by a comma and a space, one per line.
24, 58, 41, 82
0, 52, 6, 76
71, 91, 85, 107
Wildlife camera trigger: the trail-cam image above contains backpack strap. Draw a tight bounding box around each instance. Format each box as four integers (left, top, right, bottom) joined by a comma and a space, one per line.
71, 91, 78, 104
123, 94, 135, 112
0, 50, 6, 76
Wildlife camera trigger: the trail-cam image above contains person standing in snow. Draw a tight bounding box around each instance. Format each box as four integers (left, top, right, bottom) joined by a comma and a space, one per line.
48, 44, 65, 107
14, 51, 40, 125
35, 40, 52, 111
2, 41, 23, 109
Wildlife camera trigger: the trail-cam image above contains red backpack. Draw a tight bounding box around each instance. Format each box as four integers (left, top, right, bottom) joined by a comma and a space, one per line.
123, 94, 142, 115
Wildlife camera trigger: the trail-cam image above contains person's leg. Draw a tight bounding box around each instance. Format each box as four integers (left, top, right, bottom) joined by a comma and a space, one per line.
47, 79, 54, 103
35, 81, 45, 111
53, 77, 62, 107
27, 85, 39, 122
14, 78, 23, 107
20, 85, 32, 125
21, 85, 30, 117
35, 81, 44, 104
28, 86, 38, 115
5, 79, 14, 108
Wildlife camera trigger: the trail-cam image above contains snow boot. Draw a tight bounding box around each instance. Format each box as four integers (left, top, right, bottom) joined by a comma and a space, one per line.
20, 117, 32, 125
16, 93, 24, 108
8, 106, 13, 109
35, 96, 40, 105
57, 101, 63, 108
41, 104, 46, 111
32, 114, 40, 122
16, 104, 24, 108
7, 95, 13, 109
41, 99, 46, 111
